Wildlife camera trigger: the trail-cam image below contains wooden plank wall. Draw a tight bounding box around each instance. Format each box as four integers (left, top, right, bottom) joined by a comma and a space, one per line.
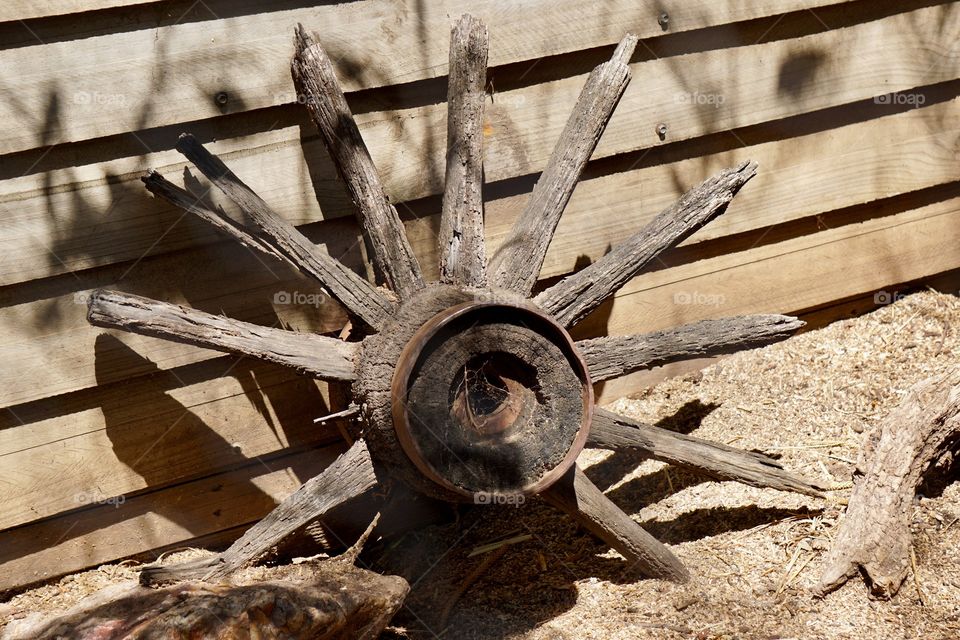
0, 0, 958, 594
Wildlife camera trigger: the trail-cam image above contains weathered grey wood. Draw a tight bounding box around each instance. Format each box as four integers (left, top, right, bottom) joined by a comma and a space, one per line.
174, 134, 395, 330
5, 558, 407, 640
590, 408, 828, 497
140, 439, 378, 585
577, 314, 804, 381
542, 465, 690, 582
87, 289, 358, 381
292, 24, 424, 300
489, 34, 638, 295
438, 14, 489, 287
142, 170, 289, 266
818, 367, 960, 598
536, 161, 758, 326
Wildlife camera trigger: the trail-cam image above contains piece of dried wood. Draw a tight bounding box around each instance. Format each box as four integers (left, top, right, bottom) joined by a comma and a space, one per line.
173, 134, 395, 330
542, 465, 690, 582
818, 367, 960, 598
87, 289, 358, 381
292, 24, 424, 299
577, 314, 804, 381
589, 408, 828, 497
3, 559, 407, 640
141, 439, 378, 586
143, 170, 288, 264
535, 161, 757, 327
489, 34, 637, 295
439, 14, 489, 287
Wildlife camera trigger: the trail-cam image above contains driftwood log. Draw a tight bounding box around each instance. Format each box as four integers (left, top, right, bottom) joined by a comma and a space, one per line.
83, 14, 825, 588
818, 367, 960, 598
3, 555, 407, 640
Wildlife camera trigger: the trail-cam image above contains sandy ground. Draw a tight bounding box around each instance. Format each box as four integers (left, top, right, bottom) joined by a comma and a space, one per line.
3, 290, 959, 639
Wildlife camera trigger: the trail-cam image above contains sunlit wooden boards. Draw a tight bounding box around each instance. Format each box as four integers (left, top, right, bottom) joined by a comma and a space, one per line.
0, 0, 859, 152
2, 2, 955, 285
0, 445, 345, 596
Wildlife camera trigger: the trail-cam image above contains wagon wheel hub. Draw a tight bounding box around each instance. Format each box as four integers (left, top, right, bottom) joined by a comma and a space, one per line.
390, 301, 592, 500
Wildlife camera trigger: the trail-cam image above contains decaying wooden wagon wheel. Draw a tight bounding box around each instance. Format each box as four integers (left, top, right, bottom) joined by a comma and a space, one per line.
86, 16, 828, 585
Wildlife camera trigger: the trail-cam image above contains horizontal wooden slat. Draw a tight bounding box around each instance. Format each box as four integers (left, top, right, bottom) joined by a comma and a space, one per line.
0, 0, 862, 154
0, 356, 341, 530
0, 97, 955, 409
0, 444, 344, 596
1, 3, 955, 286
0, 0, 159, 22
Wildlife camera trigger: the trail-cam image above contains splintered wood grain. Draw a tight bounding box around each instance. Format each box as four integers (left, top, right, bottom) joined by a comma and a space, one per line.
438, 14, 489, 288
543, 466, 690, 582
0, 236, 350, 409
174, 133, 396, 328
489, 34, 636, 294
577, 314, 804, 382
140, 440, 376, 584
589, 409, 828, 497
536, 162, 756, 327
292, 26, 424, 299
0, 0, 858, 153
0, 99, 955, 410
87, 289, 358, 380
818, 367, 960, 597
0, 4, 955, 285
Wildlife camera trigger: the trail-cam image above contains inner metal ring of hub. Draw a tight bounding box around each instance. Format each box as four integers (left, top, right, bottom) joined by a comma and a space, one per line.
390, 301, 593, 499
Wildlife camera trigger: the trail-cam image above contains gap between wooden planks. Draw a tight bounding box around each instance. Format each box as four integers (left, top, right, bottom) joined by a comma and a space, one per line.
1, 3, 956, 285
0, 97, 955, 409
0, 0, 859, 153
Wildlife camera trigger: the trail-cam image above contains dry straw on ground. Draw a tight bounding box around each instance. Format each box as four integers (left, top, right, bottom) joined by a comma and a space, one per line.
3, 290, 959, 639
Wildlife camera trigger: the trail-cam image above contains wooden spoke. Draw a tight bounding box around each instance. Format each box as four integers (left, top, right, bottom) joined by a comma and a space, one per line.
140, 439, 378, 585
169, 136, 395, 330
577, 314, 804, 382
291, 24, 424, 299
589, 408, 828, 497
488, 34, 638, 295
542, 465, 690, 582
88, 289, 358, 381
438, 14, 489, 287
143, 170, 289, 264
535, 161, 757, 327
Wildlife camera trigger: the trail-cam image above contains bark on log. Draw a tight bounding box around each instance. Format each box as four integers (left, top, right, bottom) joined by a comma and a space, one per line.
141, 440, 378, 585
292, 24, 424, 300
542, 465, 690, 582
818, 367, 960, 598
438, 14, 489, 287
3, 559, 407, 640
535, 161, 757, 327
590, 408, 828, 497
88, 289, 358, 381
577, 314, 804, 382
173, 134, 395, 330
489, 34, 637, 295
